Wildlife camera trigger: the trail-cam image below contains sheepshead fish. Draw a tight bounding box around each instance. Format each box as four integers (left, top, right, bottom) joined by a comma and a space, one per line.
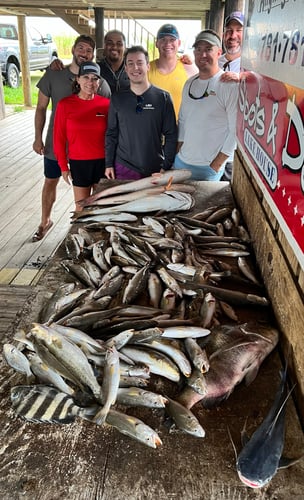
177, 323, 279, 409
236, 366, 302, 488
10, 385, 97, 424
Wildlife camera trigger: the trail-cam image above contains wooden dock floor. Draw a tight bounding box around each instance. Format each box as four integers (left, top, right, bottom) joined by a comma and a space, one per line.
0, 109, 74, 287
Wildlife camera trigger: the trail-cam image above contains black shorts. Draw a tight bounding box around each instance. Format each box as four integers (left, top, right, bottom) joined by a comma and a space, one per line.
69, 158, 105, 187
44, 157, 61, 179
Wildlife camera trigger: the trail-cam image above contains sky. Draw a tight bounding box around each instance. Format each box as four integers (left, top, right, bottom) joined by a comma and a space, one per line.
0, 15, 201, 49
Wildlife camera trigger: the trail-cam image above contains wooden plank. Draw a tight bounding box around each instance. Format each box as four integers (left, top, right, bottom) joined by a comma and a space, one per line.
233, 155, 304, 418
0, 110, 74, 284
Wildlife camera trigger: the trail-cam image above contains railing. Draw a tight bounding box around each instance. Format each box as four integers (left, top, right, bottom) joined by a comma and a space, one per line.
64, 9, 158, 60
104, 11, 157, 60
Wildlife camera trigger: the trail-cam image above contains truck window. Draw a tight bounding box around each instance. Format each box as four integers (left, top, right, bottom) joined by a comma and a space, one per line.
0, 24, 17, 40
28, 26, 42, 42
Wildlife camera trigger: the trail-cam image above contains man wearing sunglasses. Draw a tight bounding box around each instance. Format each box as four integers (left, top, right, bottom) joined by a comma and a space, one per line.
174, 29, 238, 181
105, 46, 177, 180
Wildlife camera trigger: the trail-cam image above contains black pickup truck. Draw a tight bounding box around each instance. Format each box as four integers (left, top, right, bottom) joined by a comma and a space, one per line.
0, 22, 58, 88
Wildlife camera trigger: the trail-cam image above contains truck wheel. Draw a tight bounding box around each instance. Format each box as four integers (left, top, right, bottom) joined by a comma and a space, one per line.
6, 63, 20, 88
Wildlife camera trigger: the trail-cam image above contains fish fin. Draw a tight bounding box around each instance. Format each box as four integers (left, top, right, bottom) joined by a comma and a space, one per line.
244, 365, 259, 386
227, 426, 238, 461
202, 391, 232, 408
79, 405, 101, 422
240, 417, 250, 446
278, 455, 304, 469
93, 405, 109, 425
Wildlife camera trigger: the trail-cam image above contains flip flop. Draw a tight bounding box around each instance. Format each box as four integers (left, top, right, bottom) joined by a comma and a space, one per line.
32, 220, 53, 242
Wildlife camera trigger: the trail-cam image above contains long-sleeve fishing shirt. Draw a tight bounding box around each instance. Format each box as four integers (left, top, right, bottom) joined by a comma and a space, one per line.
53, 94, 110, 172
178, 69, 238, 165
105, 85, 177, 176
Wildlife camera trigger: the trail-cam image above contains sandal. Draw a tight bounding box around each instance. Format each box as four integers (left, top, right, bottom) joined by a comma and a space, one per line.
32, 220, 53, 242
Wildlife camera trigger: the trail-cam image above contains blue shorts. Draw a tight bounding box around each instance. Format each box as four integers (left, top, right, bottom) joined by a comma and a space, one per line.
44, 157, 61, 179
174, 154, 224, 181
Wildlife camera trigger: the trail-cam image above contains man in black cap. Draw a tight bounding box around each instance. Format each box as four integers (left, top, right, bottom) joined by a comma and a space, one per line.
149, 23, 197, 117
219, 11, 244, 74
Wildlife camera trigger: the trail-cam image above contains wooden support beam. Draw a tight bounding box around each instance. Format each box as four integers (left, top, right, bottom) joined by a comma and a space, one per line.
17, 15, 32, 107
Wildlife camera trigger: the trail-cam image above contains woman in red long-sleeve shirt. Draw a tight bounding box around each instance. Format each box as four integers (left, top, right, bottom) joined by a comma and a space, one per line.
54, 61, 110, 211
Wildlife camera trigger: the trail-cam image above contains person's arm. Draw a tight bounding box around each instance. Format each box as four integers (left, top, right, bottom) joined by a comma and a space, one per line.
49, 58, 65, 71
32, 90, 50, 155
53, 100, 70, 179
105, 100, 119, 179
97, 78, 111, 99
210, 151, 229, 172
220, 71, 240, 82
211, 82, 239, 172
182, 61, 198, 78
162, 94, 178, 170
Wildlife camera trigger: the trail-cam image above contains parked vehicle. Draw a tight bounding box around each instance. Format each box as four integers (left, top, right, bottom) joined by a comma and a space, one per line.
0, 22, 58, 88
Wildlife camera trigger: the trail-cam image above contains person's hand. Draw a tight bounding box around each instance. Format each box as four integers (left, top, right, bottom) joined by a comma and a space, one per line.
220, 71, 240, 82
179, 54, 193, 65
32, 139, 44, 155
210, 162, 223, 173
50, 58, 64, 71
105, 167, 115, 179
62, 170, 72, 185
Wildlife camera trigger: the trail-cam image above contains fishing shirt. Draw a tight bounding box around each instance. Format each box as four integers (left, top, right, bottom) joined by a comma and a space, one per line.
177, 70, 238, 166
105, 85, 177, 176
98, 58, 130, 94
149, 59, 191, 117
53, 94, 110, 172
37, 66, 111, 161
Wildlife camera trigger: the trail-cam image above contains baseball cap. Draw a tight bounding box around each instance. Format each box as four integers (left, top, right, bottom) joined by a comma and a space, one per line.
224, 11, 245, 27
157, 24, 179, 40
193, 30, 222, 48
78, 62, 101, 78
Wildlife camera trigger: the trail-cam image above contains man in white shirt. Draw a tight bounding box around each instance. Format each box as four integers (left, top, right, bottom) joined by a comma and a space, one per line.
218, 12, 244, 180
174, 29, 238, 181
219, 11, 244, 74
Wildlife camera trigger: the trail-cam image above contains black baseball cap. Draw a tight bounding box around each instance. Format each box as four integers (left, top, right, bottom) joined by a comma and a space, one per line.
78, 62, 101, 78
157, 24, 179, 40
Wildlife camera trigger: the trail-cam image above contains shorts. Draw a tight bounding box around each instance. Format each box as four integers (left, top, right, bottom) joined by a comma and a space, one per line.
44, 157, 61, 179
69, 158, 105, 187
174, 154, 224, 181
114, 162, 144, 180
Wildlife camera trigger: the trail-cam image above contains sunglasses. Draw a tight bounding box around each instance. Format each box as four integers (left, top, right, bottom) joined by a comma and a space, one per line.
136, 95, 144, 114
188, 76, 210, 100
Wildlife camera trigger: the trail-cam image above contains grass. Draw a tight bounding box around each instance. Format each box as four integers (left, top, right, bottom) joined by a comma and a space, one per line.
4, 72, 41, 108
3, 35, 72, 108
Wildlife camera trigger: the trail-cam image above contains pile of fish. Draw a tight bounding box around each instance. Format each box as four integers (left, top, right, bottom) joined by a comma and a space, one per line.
3, 172, 291, 485
4, 320, 279, 450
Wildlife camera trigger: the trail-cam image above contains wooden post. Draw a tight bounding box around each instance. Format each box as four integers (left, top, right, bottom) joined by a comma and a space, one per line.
224, 0, 246, 18
0, 70, 5, 120
17, 15, 32, 108
206, 0, 225, 37
94, 7, 104, 62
